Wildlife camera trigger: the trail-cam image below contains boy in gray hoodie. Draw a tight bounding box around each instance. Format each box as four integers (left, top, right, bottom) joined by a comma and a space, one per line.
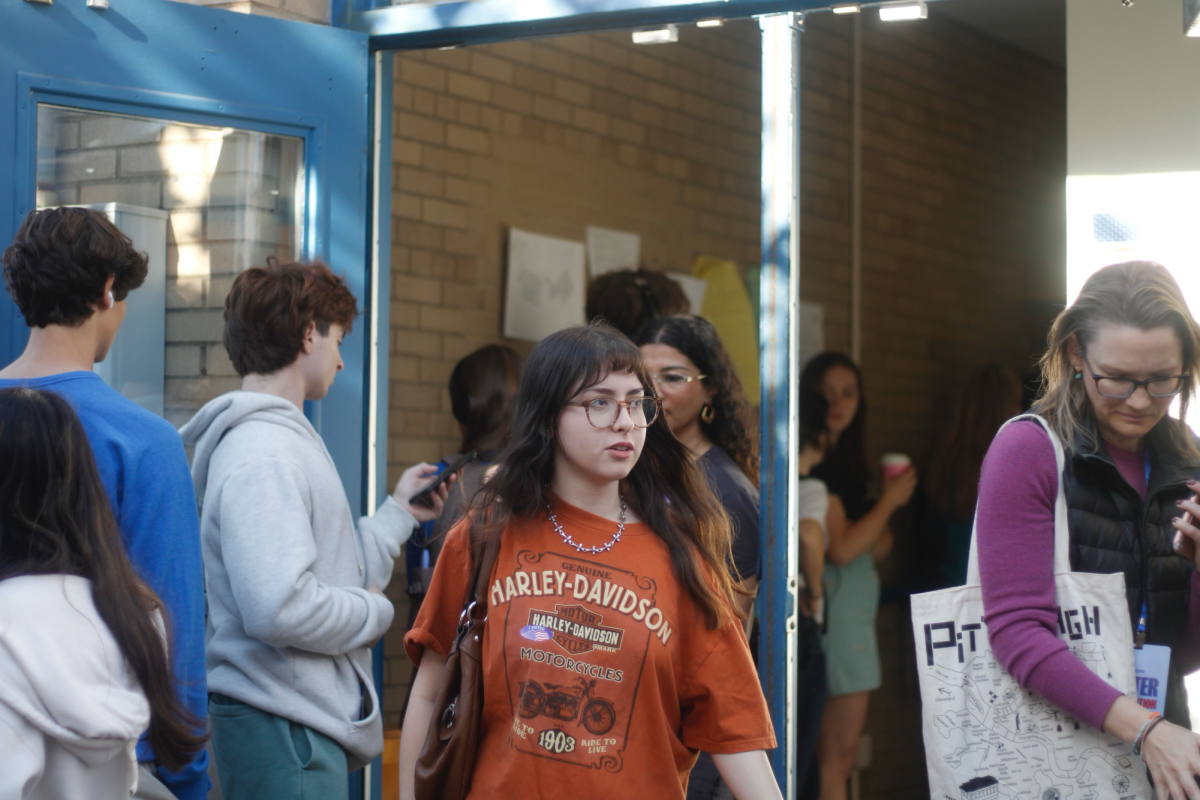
179, 259, 450, 800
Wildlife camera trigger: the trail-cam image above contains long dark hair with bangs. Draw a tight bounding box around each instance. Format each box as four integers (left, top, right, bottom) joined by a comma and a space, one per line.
0, 388, 206, 771
634, 315, 759, 487
473, 322, 743, 628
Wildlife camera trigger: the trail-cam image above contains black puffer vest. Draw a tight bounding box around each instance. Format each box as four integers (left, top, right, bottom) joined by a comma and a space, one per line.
1063, 431, 1198, 726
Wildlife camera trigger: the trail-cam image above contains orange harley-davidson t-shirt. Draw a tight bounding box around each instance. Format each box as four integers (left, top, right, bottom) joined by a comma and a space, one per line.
405, 499, 775, 799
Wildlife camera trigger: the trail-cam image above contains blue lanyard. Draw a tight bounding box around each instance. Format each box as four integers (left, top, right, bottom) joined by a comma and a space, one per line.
1136, 451, 1151, 647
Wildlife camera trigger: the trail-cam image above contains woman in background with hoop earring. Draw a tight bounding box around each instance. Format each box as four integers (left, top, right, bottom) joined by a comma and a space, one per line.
635, 316, 761, 631
636, 315, 762, 800
976, 262, 1200, 800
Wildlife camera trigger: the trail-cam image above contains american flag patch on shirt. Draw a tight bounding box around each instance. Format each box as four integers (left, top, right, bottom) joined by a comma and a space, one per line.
520, 625, 554, 642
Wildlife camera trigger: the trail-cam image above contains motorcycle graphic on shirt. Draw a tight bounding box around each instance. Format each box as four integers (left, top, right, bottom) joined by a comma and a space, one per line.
518, 677, 617, 734
494, 549, 676, 772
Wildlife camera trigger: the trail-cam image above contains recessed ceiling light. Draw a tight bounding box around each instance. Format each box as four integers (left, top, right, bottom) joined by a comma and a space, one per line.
879, 0, 927, 21
696, 18, 725, 28
632, 25, 679, 44
832, 4, 861, 14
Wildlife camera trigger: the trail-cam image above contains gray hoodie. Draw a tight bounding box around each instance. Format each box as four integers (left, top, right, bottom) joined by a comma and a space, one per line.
179, 391, 417, 769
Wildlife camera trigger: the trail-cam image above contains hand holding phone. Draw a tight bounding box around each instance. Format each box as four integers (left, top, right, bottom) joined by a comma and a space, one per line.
1173, 485, 1199, 562
406, 450, 476, 510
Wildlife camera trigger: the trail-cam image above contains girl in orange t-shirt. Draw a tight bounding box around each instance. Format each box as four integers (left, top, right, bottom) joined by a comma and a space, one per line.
399, 323, 779, 800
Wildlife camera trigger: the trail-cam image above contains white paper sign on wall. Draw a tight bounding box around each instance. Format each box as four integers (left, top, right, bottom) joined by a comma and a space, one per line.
504, 227, 586, 342
586, 226, 641, 277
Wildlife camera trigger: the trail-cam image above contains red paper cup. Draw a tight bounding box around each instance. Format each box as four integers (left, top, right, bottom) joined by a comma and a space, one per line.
881, 453, 912, 480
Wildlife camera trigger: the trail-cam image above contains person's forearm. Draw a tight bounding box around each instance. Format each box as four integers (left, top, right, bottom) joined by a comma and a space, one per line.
400, 651, 447, 800
711, 750, 783, 800
360, 497, 420, 589
1103, 694, 1151, 744
871, 528, 893, 563
827, 501, 893, 566
798, 521, 824, 603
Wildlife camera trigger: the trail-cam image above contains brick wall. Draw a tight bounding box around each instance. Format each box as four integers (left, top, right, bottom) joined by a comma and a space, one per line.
382, 13, 1066, 799
174, 0, 330, 25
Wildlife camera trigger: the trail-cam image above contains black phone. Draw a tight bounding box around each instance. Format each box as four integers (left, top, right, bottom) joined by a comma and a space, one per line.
408, 450, 476, 508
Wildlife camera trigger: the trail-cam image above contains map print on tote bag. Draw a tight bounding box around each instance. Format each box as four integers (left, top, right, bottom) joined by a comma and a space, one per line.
494, 548, 670, 773
910, 415, 1152, 800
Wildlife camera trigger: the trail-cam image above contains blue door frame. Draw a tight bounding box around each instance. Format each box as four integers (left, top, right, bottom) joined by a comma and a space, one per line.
338, 0, 820, 793
0, 0, 378, 505
0, 2, 386, 795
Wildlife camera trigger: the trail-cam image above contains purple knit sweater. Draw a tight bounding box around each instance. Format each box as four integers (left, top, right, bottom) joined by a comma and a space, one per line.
976, 420, 1200, 730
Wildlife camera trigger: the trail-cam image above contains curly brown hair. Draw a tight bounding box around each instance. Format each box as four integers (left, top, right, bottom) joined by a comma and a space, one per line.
3, 207, 148, 328
585, 268, 690, 339
223, 257, 359, 376
634, 315, 759, 487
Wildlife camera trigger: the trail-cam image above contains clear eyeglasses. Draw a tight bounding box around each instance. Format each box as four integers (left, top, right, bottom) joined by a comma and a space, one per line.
650, 372, 707, 389
1082, 354, 1189, 399
565, 396, 662, 428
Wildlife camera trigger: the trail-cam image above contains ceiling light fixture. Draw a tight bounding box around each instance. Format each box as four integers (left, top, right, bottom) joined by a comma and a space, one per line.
696, 18, 725, 27
632, 25, 679, 44
879, 0, 927, 21
832, 4, 861, 13
1187, 0, 1200, 35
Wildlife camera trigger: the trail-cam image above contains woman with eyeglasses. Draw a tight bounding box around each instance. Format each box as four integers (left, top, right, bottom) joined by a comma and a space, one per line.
634, 315, 762, 800
976, 262, 1200, 800
399, 322, 779, 800
635, 316, 760, 631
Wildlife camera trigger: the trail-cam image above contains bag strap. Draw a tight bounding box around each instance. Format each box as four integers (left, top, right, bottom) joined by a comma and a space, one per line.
453, 508, 502, 645
965, 413, 1072, 586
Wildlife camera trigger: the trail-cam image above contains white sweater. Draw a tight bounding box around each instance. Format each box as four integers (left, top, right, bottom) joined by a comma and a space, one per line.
0, 575, 150, 799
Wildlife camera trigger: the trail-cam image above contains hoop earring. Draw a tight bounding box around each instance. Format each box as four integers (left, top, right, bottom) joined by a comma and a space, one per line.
700, 404, 715, 424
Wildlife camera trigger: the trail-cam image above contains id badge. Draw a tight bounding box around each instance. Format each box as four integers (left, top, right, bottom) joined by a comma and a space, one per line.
1134, 644, 1171, 713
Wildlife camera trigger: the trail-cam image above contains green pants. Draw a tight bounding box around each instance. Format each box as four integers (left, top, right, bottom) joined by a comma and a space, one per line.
209, 693, 348, 800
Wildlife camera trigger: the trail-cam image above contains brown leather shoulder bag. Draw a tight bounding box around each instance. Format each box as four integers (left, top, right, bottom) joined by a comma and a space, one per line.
414, 520, 501, 800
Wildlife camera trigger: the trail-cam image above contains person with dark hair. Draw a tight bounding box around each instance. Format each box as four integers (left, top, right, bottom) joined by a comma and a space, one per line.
634, 315, 760, 800
793, 385, 832, 800
399, 322, 779, 800
636, 316, 759, 619
977, 262, 1200, 798
586, 267, 690, 339
402, 344, 523, 695
923, 363, 1023, 587
800, 352, 916, 800
178, 259, 451, 800
0, 387, 206, 798
0, 207, 210, 799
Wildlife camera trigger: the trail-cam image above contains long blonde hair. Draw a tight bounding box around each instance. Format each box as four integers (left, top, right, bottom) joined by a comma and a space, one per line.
1032, 261, 1200, 459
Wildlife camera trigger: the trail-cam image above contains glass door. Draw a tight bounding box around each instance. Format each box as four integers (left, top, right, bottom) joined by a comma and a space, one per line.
37, 105, 305, 425
1, 0, 377, 508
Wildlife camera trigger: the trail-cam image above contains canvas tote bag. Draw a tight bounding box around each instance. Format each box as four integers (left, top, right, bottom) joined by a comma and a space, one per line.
910, 415, 1152, 800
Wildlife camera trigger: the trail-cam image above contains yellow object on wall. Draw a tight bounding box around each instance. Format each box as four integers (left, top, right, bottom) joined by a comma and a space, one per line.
692, 255, 760, 406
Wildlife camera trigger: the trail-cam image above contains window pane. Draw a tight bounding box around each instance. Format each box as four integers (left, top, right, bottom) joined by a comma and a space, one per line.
36, 105, 304, 426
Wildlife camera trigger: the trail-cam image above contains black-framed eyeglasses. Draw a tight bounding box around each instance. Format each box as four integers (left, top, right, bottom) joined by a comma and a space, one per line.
1081, 353, 1189, 399
565, 396, 662, 428
650, 372, 707, 389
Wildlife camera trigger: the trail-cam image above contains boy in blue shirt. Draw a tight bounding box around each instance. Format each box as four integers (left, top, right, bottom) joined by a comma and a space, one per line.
0, 207, 210, 800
